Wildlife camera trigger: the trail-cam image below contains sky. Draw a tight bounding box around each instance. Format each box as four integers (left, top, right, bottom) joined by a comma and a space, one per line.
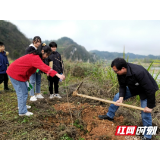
8, 20, 160, 56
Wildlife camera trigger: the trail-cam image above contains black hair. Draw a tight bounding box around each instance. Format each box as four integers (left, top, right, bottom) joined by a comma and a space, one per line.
30, 43, 51, 59
0, 42, 4, 46
111, 58, 127, 70
33, 36, 41, 44
49, 42, 57, 48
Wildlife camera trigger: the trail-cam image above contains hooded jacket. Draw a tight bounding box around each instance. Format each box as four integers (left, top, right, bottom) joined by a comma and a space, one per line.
0, 51, 9, 74
6, 54, 57, 82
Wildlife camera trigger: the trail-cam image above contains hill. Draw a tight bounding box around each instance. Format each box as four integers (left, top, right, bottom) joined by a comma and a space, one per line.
90, 50, 160, 61
0, 20, 30, 59
43, 37, 97, 62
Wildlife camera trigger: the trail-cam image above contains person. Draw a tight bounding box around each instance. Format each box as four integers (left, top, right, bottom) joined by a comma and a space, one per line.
98, 58, 159, 140
7, 43, 65, 116
25, 36, 43, 101
0, 42, 10, 93
45, 42, 63, 99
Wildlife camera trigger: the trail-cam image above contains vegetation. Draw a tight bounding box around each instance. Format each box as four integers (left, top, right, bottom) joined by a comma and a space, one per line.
0, 20, 30, 59
90, 50, 160, 61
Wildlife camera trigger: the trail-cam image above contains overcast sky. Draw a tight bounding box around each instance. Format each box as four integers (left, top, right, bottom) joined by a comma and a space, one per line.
8, 20, 160, 56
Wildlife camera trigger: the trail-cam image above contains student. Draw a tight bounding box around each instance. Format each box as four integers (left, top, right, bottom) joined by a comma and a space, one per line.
0, 42, 10, 93
25, 36, 43, 101
7, 43, 65, 116
98, 58, 158, 140
45, 42, 63, 99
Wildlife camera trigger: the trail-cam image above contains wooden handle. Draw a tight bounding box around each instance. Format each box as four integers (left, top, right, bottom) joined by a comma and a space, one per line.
76, 93, 144, 111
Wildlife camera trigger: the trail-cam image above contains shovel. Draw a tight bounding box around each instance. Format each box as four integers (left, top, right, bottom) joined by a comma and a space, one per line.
73, 82, 144, 111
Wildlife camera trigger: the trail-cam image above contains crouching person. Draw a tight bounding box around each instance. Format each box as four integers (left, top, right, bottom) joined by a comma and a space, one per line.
6, 43, 65, 116
98, 58, 158, 140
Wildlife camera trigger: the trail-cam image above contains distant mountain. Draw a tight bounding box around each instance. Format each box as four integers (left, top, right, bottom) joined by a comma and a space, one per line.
43, 37, 97, 62
0, 20, 30, 59
90, 50, 160, 60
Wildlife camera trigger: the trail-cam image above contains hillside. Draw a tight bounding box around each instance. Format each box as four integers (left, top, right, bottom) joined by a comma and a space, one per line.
90, 50, 160, 60
43, 37, 98, 62
0, 20, 30, 59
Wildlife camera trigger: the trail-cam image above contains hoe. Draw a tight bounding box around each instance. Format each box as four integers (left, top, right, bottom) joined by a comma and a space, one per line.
73, 82, 144, 111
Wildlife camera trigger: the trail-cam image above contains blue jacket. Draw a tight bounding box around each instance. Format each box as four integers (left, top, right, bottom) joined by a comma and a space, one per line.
0, 51, 9, 74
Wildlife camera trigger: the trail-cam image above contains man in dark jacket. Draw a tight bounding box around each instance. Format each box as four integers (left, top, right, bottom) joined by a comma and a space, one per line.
98, 58, 159, 140
0, 42, 10, 93
45, 42, 63, 99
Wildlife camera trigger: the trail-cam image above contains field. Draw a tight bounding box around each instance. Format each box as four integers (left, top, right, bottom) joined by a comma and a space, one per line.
0, 60, 160, 140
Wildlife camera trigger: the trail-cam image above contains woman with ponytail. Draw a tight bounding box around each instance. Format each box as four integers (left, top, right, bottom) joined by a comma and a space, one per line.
7, 43, 65, 116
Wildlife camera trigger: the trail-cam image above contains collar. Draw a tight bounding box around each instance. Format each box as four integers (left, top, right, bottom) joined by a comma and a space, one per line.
29, 44, 37, 50
126, 63, 132, 77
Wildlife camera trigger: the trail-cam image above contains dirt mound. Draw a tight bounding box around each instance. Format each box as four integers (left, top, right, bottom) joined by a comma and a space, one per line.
52, 102, 138, 140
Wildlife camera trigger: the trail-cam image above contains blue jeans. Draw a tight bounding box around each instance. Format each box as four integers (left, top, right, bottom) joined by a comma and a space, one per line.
9, 76, 28, 114
107, 87, 152, 139
29, 71, 41, 96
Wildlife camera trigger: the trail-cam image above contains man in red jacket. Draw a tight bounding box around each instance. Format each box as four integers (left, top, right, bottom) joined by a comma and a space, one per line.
7, 43, 65, 116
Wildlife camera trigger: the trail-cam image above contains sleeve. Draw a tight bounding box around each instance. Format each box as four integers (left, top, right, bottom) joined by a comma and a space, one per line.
32, 55, 57, 77
136, 70, 156, 108
118, 75, 126, 98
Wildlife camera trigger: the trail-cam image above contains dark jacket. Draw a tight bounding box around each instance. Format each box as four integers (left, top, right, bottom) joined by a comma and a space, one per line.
118, 63, 159, 109
0, 51, 9, 74
44, 51, 63, 74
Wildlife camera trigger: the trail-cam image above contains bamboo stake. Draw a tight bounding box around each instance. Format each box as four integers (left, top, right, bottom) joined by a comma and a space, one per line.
73, 92, 144, 111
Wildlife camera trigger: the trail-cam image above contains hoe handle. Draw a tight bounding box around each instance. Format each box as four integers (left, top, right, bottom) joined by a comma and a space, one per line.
75, 93, 144, 111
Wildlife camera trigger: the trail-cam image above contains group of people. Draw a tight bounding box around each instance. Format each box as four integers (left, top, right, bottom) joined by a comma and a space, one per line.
0, 36, 65, 116
24, 36, 63, 102
0, 36, 159, 140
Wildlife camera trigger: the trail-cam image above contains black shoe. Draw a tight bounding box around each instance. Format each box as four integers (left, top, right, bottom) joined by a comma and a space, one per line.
4, 88, 11, 91
98, 115, 114, 121
141, 136, 151, 140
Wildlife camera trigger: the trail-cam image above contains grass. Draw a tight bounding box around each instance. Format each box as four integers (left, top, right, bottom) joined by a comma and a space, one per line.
73, 119, 84, 130
60, 134, 73, 140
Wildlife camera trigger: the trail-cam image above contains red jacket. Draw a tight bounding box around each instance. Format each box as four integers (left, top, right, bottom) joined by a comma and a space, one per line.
7, 54, 57, 82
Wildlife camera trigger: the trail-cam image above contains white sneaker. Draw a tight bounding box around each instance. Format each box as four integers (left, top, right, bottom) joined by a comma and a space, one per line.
49, 94, 54, 99
19, 111, 33, 116
36, 94, 44, 99
30, 95, 37, 101
54, 94, 62, 99
18, 105, 31, 109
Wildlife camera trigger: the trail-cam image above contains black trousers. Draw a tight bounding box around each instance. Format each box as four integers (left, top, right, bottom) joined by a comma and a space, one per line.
0, 73, 8, 89
0, 74, 9, 88
48, 76, 59, 94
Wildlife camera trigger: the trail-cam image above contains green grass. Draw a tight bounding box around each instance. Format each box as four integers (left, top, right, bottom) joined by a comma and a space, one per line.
60, 134, 73, 140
